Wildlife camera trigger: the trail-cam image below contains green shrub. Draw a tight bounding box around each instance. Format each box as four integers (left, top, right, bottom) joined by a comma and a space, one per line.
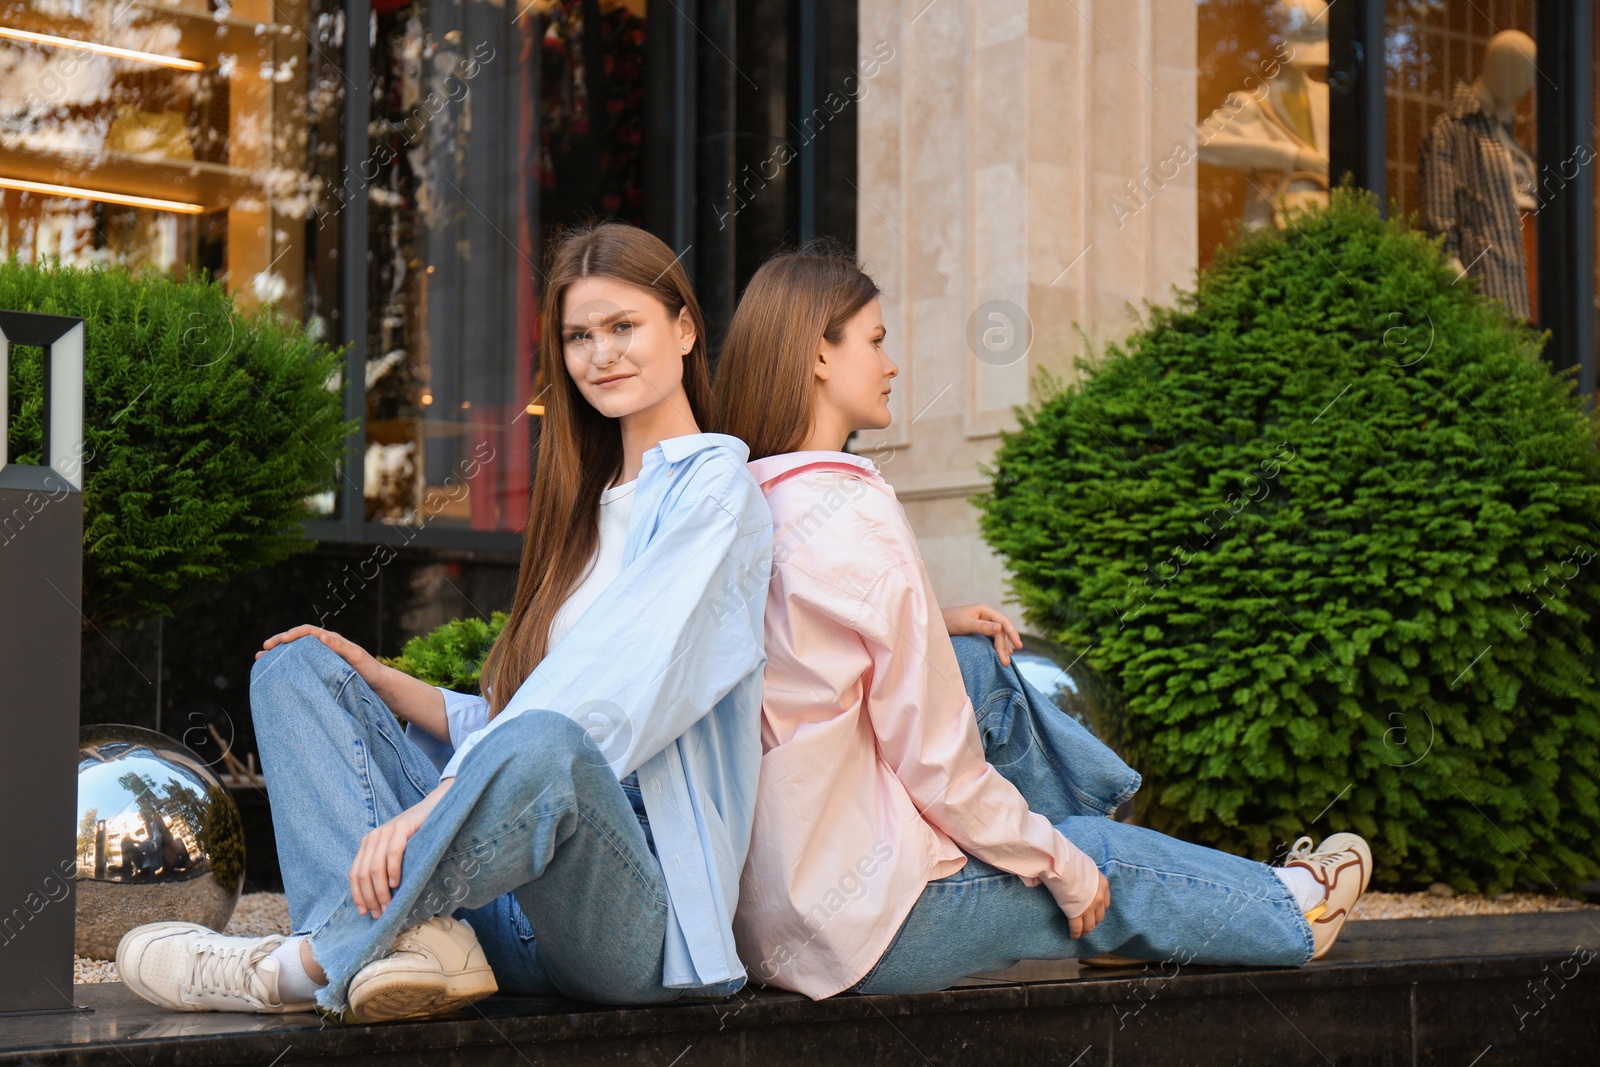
977, 188, 1600, 893
380, 611, 507, 692
2, 260, 355, 632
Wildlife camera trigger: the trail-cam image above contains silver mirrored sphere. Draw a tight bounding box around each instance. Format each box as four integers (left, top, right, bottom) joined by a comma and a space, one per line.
1013, 635, 1118, 738
75, 725, 245, 959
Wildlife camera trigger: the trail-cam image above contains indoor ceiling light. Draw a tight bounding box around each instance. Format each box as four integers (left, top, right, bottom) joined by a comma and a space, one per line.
0, 26, 205, 71
0, 176, 205, 214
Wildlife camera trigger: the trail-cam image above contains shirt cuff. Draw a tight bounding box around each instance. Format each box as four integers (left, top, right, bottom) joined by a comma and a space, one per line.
435, 686, 491, 781
1040, 837, 1105, 919
437, 686, 490, 748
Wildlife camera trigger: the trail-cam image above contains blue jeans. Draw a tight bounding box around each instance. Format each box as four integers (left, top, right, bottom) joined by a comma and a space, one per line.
956, 635, 1144, 823
249, 636, 682, 1013
848, 638, 1315, 994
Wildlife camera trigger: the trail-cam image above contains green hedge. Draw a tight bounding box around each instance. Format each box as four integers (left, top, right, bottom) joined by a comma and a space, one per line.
977, 189, 1600, 893
2, 260, 354, 632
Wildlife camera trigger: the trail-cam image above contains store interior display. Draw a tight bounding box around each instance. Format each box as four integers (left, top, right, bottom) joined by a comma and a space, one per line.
535, 0, 648, 230
0, 0, 331, 318
0, 0, 344, 521
1197, 0, 1330, 232
361, 0, 648, 530
1417, 29, 1539, 322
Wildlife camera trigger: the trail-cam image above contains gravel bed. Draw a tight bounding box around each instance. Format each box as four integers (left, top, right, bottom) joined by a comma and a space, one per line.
1349, 889, 1598, 921
75, 892, 293, 985
75, 888, 1599, 985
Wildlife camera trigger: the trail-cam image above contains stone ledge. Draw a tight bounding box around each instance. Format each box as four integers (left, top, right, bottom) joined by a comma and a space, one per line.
3, 913, 1595, 1066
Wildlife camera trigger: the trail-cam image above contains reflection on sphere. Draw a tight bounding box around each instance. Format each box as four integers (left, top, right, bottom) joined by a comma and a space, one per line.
75, 725, 245, 959
1012, 635, 1117, 738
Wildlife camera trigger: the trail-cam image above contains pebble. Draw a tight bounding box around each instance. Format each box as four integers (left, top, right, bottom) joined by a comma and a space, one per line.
1428, 882, 1456, 898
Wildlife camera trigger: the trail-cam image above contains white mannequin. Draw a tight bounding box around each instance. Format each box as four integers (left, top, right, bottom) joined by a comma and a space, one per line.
1473, 30, 1537, 126
1198, 0, 1330, 229
1418, 28, 1539, 320
1448, 30, 1537, 274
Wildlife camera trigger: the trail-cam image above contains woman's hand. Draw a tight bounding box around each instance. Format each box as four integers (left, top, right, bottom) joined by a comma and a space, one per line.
256, 625, 384, 685
941, 603, 1024, 665
349, 782, 450, 918
256, 623, 453, 741
1070, 872, 1112, 939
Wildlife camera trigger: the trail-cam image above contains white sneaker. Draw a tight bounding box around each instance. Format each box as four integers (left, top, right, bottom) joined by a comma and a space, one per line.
346, 916, 497, 1023
116, 922, 316, 1014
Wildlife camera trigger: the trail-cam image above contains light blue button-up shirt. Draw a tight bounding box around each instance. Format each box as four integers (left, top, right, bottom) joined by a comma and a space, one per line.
406, 433, 771, 993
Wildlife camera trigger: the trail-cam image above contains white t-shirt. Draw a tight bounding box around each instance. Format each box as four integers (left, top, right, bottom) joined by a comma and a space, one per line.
546, 478, 636, 652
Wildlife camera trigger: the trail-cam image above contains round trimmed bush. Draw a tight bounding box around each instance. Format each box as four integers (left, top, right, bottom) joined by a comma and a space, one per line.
977, 189, 1600, 893
2, 260, 354, 633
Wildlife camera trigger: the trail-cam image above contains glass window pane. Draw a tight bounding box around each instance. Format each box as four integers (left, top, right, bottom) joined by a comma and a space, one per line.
365, 0, 650, 532
1387, 1, 1538, 321
1195, 0, 1331, 270
0, 0, 348, 516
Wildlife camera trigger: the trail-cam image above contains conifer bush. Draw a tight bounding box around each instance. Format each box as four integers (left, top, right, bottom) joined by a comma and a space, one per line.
977, 189, 1600, 892
381, 611, 507, 692
2, 260, 354, 632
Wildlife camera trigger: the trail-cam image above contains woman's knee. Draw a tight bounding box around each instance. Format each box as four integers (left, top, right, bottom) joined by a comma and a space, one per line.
473, 710, 608, 785
249, 637, 350, 726
950, 633, 1004, 679
251, 635, 339, 691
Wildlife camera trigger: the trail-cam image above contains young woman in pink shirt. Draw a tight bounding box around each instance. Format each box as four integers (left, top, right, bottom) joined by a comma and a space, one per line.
712, 250, 1373, 999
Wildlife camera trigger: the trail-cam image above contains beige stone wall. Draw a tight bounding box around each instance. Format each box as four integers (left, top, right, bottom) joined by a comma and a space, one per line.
854, 0, 1199, 619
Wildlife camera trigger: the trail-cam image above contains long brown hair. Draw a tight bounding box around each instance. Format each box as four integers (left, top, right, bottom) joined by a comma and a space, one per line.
711, 249, 880, 459
481, 223, 712, 717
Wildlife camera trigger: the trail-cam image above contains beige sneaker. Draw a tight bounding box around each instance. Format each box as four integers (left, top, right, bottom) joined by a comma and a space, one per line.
346, 916, 498, 1023
116, 922, 316, 1014
1284, 832, 1372, 960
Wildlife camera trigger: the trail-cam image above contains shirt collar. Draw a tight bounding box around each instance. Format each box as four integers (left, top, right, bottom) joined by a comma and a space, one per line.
1448, 80, 1495, 125
747, 449, 879, 487
647, 432, 751, 466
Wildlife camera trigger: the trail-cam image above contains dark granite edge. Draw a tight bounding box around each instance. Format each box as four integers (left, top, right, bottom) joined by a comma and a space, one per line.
9, 913, 1598, 1062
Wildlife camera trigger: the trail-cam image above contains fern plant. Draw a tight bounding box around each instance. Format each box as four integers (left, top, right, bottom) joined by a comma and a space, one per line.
977, 188, 1600, 893
1, 259, 354, 632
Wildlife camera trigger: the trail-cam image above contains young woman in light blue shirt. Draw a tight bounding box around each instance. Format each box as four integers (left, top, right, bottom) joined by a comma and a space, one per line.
114, 224, 772, 1022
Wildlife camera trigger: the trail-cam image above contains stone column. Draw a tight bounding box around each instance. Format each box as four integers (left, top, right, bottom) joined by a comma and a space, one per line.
854, 0, 1198, 612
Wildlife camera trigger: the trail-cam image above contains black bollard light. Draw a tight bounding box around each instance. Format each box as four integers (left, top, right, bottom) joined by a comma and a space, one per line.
0, 310, 86, 1015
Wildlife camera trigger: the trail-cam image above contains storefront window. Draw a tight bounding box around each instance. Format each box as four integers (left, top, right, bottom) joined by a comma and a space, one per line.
362, 0, 649, 531
0, 0, 347, 512
1387, 1, 1538, 322
1195, 0, 1331, 269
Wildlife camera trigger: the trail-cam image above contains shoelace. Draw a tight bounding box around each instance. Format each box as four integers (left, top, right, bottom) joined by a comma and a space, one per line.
1286, 835, 1353, 880
388, 920, 452, 964
1282, 836, 1330, 920
185, 937, 277, 1004
1285, 835, 1317, 865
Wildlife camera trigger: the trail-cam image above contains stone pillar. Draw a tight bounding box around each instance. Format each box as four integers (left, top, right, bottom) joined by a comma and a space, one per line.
854, 0, 1198, 612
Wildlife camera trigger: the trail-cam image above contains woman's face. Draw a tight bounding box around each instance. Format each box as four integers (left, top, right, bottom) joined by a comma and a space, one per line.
561, 275, 695, 421
816, 298, 897, 433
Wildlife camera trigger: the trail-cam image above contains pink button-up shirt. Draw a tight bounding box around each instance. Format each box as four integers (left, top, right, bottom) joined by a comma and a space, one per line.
733, 451, 1102, 999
